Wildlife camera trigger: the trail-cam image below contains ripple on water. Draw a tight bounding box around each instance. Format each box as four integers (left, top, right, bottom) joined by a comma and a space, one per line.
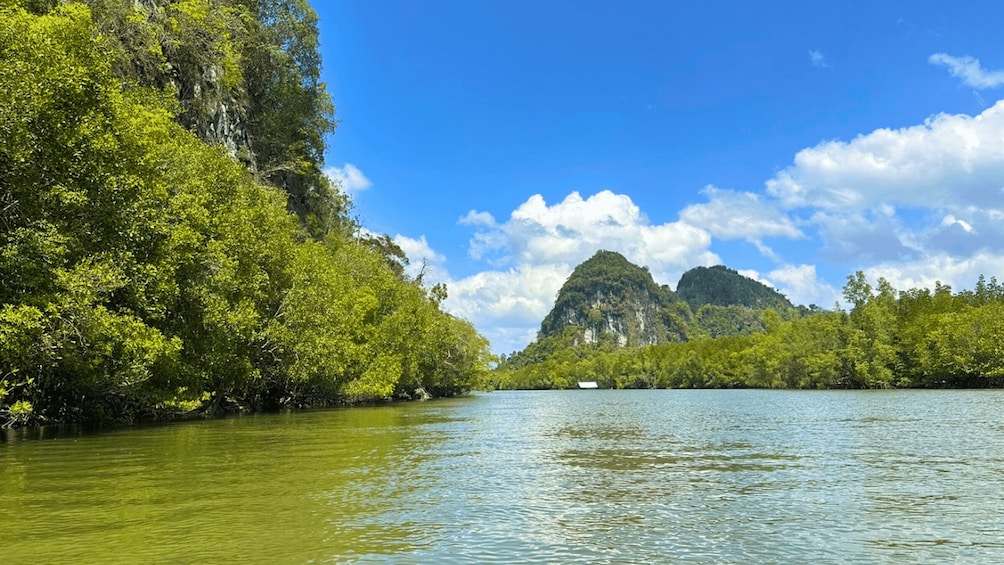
5, 390, 1004, 563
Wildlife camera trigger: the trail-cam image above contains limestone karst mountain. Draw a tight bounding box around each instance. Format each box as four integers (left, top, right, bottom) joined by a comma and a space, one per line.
539, 251, 688, 347
676, 265, 794, 311
535, 252, 796, 350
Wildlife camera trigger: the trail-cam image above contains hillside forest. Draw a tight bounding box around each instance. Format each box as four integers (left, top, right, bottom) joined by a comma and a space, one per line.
4, 1, 1003, 430
493, 269, 1004, 391
0, 1, 492, 428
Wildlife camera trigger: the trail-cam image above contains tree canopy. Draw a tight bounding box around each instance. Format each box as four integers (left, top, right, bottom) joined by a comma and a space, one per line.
676, 265, 794, 311
494, 272, 1004, 391
0, 2, 491, 428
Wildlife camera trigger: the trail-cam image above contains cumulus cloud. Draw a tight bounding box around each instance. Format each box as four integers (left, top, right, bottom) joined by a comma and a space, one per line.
432, 190, 727, 352
445, 264, 571, 327
387, 233, 558, 353
864, 251, 1004, 296
939, 214, 973, 233
324, 163, 373, 194
424, 262, 573, 355
924, 213, 985, 256
680, 186, 802, 240
381, 232, 568, 353
459, 210, 497, 227
766, 264, 841, 309
403, 98, 1004, 353
810, 209, 919, 263
762, 99, 1004, 265
929, 53, 1004, 89
465, 99, 1004, 350
465, 190, 719, 283
766, 100, 1004, 212
679, 186, 802, 261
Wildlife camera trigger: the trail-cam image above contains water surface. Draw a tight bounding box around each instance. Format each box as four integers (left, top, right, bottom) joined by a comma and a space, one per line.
4, 390, 1004, 562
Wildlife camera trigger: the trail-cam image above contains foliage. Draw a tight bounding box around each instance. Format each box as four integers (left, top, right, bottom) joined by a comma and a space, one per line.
495, 271, 1004, 391
237, 0, 343, 235
691, 304, 769, 338
38, 0, 347, 237
539, 250, 685, 347
677, 265, 794, 311
0, 4, 490, 427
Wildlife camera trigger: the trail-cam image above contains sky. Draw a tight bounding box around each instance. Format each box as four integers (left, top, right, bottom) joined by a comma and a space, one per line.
314, 0, 1004, 354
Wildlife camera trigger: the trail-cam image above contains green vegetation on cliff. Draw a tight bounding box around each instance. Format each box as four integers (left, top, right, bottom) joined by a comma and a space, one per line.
677, 265, 794, 311
499, 252, 800, 374
57, 0, 344, 236
539, 250, 686, 346
0, 2, 491, 428
495, 271, 1004, 391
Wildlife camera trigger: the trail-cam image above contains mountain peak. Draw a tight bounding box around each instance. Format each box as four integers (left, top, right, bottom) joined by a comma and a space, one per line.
539, 251, 684, 347
676, 265, 793, 311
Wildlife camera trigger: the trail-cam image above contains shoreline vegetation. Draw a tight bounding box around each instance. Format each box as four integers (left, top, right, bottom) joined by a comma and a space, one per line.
5, 2, 1004, 432
0, 1, 491, 429
492, 272, 1004, 391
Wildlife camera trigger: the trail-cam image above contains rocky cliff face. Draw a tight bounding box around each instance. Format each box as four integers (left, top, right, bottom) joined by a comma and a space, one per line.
80, 0, 339, 231
540, 251, 685, 348
171, 63, 255, 171
80, 0, 255, 169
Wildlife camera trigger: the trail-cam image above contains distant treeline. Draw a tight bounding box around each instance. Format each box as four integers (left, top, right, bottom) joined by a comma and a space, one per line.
0, 3, 491, 428
490, 273, 1004, 390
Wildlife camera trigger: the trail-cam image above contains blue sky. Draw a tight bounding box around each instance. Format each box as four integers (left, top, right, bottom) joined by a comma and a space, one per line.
314, 0, 1004, 353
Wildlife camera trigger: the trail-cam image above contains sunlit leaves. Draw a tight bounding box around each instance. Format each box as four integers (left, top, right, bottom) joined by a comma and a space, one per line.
496, 271, 1004, 391
0, 4, 491, 426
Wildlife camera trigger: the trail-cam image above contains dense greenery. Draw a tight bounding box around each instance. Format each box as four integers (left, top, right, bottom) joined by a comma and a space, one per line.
0, 2, 491, 428
540, 250, 677, 333
677, 265, 794, 311
494, 273, 1004, 390
539, 250, 687, 346
66, 0, 345, 236
510, 251, 801, 372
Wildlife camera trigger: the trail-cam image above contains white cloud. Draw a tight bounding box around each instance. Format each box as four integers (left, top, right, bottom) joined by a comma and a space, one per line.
766, 100, 1004, 212
680, 186, 802, 240
766, 264, 841, 309
679, 186, 801, 261
444, 263, 573, 354
864, 251, 1004, 296
388, 232, 557, 353
466, 190, 719, 284
810, 209, 919, 262
433, 190, 726, 352
929, 53, 1004, 89
381, 231, 567, 353
396, 99, 1004, 354
459, 210, 497, 227
731, 265, 840, 309
924, 212, 987, 256
735, 269, 770, 286
764, 100, 1004, 262
324, 163, 373, 194
809, 50, 828, 68
393, 234, 445, 281
446, 264, 570, 326
940, 214, 974, 233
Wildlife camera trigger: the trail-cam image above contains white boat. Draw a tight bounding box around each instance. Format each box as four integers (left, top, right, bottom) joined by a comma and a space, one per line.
577, 381, 598, 389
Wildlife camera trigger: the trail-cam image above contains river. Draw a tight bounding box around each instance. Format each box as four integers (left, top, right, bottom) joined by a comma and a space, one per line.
3, 389, 1004, 563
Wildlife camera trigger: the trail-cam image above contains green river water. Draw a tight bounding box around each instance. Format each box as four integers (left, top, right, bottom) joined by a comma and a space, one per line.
3, 389, 1004, 563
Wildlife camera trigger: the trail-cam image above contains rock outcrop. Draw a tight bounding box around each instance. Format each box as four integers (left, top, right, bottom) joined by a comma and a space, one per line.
540, 251, 686, 347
